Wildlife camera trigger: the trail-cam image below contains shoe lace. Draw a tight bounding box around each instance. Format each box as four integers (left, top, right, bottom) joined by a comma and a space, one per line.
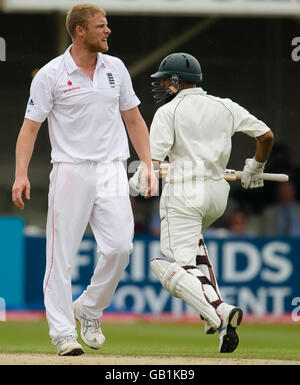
57, 335, 76, 349
81, 314, 101, 336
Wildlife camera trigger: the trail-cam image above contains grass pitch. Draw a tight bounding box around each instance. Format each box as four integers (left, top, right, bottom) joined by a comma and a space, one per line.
0, 320, 299, 361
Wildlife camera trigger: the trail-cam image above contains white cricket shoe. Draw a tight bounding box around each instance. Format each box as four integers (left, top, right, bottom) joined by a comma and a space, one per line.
57, 335, 84, 356
73, 300, 105, 350
217, 304, 243, 353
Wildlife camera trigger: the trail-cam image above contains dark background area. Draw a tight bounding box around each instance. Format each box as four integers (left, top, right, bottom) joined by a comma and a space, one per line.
0, 12, 299, 231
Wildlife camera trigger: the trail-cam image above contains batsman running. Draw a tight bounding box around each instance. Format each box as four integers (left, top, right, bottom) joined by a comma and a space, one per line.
130, 52, 274, 353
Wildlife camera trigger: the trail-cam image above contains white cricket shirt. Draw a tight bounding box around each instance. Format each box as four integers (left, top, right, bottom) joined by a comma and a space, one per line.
25, 46, 140, 163
150, 87, 271, 182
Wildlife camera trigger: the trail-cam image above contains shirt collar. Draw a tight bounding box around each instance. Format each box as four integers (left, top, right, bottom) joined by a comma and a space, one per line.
175, 87, 207, 98
64, 45, 105, 74
96, 53, 105, 69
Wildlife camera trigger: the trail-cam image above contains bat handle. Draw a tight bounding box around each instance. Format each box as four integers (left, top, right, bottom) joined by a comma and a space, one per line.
236, 171, 289, 182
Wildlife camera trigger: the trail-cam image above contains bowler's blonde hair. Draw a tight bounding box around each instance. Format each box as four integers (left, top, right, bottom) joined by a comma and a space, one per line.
66, 4, 106, 38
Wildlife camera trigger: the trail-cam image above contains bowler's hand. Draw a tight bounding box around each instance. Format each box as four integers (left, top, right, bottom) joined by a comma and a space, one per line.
12, 177, 31, 210
140, 163, 158, 199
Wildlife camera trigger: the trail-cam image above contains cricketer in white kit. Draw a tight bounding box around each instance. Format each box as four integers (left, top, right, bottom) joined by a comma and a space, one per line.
133, 53, 274, 353
12, 4, 157, 356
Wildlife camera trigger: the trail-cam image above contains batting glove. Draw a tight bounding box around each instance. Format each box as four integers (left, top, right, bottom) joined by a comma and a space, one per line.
241, 158, 266, 189
129, 163, 144, 194
129, 162, 158, 197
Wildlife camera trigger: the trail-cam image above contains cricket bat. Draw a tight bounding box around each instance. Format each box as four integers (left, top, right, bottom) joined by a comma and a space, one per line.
155, 163, 289, 182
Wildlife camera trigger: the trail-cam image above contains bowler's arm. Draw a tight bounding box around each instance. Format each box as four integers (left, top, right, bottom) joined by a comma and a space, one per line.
121, 106, 157, 197
12, 118, 41, 209
121, 107, 152, 168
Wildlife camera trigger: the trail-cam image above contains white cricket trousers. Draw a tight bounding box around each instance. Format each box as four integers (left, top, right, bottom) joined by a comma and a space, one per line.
160, 179, 230, 265
43, 161, 134, 345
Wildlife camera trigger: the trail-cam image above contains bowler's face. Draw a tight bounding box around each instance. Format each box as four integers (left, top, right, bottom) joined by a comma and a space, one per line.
84, 13, 111, 53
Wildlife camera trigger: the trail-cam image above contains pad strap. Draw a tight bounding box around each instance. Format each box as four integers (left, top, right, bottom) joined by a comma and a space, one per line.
182, 265, 223, 309
211, 299, 223, 309
196, 254, 211, 267
197, 238, 211, 266
197, 237, 221, 299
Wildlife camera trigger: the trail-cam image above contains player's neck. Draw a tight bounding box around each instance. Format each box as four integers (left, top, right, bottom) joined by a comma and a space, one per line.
70, 43, 97, 70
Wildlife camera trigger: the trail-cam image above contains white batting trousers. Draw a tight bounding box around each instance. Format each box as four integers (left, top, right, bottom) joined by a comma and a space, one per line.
43, 160, 134, 345
160, 179, 230, 265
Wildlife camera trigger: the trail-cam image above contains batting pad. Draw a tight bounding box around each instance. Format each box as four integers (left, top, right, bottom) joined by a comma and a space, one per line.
150, 258, 221, 329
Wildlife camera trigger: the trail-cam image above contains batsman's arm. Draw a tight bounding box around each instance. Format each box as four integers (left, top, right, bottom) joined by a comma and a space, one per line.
122, 107, 152, 167
240, 129, 275, 189
254, 130, 274, 162
12, 118, 41, 210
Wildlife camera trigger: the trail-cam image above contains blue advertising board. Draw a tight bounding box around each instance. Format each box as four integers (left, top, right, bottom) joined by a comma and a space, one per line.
0, 217, 24, 308
22, 233, 300, 317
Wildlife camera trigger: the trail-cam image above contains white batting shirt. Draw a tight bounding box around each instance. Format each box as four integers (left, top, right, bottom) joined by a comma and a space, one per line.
25, 46, 140, 163
150, 87, 270, 182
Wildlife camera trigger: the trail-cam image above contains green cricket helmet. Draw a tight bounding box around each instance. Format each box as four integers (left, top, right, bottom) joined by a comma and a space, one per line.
151, 53, 203, 103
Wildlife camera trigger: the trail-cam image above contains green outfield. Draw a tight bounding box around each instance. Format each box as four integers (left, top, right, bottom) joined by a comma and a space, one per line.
0, 320, 299, 361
